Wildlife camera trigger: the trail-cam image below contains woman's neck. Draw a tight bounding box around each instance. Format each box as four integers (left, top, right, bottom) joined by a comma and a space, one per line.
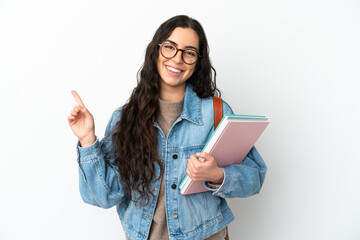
159, 84, 186, 102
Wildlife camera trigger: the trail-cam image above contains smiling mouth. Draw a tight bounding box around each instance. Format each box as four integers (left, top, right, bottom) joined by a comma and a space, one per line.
166, 65, 184, 74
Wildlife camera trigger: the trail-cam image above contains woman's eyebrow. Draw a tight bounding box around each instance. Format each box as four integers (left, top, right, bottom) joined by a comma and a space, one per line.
166, 39, 198, 51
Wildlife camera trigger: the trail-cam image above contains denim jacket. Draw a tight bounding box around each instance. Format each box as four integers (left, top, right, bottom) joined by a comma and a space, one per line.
76, 83, 267, 240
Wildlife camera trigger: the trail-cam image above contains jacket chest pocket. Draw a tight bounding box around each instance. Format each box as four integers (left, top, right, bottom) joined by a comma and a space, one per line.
183, 145, 205, 161
178, 146, 205, 178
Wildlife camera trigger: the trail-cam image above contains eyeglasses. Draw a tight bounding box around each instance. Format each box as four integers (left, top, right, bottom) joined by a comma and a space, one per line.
158, 41, 200, 65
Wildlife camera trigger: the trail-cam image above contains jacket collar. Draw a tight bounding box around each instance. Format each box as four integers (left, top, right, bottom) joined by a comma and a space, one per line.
180, 83, 203, 125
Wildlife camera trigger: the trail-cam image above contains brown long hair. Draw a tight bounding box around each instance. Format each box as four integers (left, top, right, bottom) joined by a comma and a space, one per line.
108, 15, 221, 206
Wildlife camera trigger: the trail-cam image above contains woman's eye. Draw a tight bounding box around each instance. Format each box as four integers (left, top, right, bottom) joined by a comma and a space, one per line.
164, 45, 175, 50
185, 51, 196, 57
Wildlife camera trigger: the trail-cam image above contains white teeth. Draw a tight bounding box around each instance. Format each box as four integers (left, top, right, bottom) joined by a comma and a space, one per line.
167, 66, 182, 73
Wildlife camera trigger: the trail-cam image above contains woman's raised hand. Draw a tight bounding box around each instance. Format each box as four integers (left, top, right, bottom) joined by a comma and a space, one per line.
68, 90, 96, 147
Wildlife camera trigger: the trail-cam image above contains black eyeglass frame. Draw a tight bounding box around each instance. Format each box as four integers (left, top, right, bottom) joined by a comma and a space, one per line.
158, 41, 201, 65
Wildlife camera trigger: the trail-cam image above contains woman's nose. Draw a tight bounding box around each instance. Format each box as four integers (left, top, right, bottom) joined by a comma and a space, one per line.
172, 50, 183, 64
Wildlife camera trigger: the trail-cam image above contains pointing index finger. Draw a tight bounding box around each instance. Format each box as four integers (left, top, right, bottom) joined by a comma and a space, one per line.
71, 90, 85, 107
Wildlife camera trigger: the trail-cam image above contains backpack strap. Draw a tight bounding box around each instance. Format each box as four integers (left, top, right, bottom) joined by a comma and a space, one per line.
213, 96, 223, 130
213, 96, 230, 240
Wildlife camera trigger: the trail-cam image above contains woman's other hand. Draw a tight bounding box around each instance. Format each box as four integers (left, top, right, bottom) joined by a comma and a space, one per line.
68, 90, 95, 147
186, 152, 224, 184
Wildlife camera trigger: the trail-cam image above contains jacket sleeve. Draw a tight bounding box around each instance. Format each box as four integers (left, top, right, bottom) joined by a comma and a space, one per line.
204, 101, 267, 198
76, 108, 125, 208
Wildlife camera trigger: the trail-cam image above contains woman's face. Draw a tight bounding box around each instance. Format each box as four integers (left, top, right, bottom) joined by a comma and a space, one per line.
157, 27, 199, 94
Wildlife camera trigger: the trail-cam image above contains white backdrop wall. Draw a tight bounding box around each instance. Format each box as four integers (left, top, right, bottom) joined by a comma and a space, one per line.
1, 0, 359, 239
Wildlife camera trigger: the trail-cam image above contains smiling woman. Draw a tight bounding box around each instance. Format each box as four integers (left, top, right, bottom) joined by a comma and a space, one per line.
68, 15, 267, 240
157, 27, 199, 102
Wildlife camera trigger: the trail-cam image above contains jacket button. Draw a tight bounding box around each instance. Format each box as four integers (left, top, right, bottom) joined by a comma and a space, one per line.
171, 184, 177, 189
172, 154, 178, 159
173, 213, 178, 218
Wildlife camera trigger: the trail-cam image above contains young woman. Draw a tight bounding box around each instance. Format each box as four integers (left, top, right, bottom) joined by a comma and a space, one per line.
68, 15, 267, 240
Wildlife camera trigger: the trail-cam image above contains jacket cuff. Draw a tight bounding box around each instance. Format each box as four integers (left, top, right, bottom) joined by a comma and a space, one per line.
76, 137, 100, 162
204, 168, 228, 197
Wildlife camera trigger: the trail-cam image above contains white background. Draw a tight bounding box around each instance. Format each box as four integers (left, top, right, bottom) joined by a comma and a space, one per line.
1, 0, 359, 239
